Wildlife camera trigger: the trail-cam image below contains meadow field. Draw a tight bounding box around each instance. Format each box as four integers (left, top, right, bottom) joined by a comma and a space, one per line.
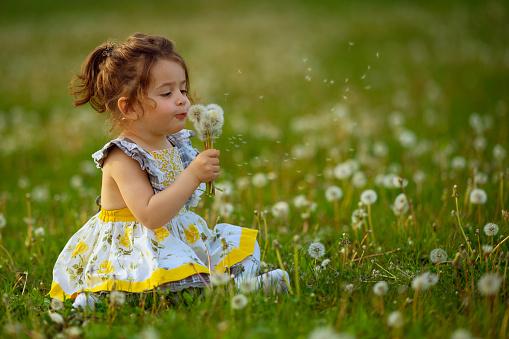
1, 0, 509, 338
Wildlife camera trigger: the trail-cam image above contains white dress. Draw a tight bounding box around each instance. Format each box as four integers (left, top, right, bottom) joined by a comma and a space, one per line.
50, 130, 259, 300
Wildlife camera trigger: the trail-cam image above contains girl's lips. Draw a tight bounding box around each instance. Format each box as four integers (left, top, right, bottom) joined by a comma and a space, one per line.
175, 113, 187, 119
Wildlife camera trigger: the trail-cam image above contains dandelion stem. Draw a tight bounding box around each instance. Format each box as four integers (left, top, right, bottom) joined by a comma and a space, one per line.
260, 212, 269, 263
273, 242, 294, 295
189, 263, 210, 290
489, 235, 509, 259
454, 192, 473, 256
293, 240, 301, 298
24, 193, 33, 249
351, 248, 401, 262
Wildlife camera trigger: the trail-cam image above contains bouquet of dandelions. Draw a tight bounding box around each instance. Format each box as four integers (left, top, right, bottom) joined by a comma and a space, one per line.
188, 103, 224, 197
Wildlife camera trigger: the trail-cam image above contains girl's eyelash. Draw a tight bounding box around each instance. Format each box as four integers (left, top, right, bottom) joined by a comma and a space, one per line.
162, 92, 171, 97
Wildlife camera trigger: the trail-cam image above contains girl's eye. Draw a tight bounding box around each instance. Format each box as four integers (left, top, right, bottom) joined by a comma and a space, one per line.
161, 92, 172, 97
180, 89, 187, 95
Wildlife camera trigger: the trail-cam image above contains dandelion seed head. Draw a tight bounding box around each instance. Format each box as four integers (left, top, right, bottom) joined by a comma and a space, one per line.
482, 244, 493, 254
51, 298, 64, 310
211, 271, 231, 286
188, 104, 205, 123
430, 248, 447, 263
271, 201, 290, 219
239, 278, 257, 294
387, 311, 404, 328
483, 223, 499, 236
64, 326, 82, 339
351, 171, 367, 188
308, 242, 326, 259
450, 329, 472, 339
110, 290, 126, 306
411, 274, 430, 291
325, 185, 343, 202
423, 272, 439, 286
373, 281, 388, 296
0, 213, 6, 229
48, 311, 64, 324
333, 163, 352, 180
478, 273, 502, 295
34, 227, 45, 237
252, 173, 268, 188
231, 294, 248, 310
493, 144, 506, 160
321, 259, 331, 268
360, 189, 377, 205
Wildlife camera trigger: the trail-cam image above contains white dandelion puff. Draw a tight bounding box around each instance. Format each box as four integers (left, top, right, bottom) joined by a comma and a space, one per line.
360, 189, 377, 205
239, 277, 257, 294
391, 193, 409, 216
325, 186, 343, 202
478, 273, 502, 295
110, 290, 126, 306
450, 329, 472, 339
423, 272, 439, 286
373, 281, 388, 296
34, 227, 45, 237
231, 294, 248, 310
483, 223, 499, 236
411, 274, 430, 291
387, 311, 404, 328
271, 201, 290, 219
252, 173, 268, 188
0, 213, 6, 229
430, 248, 447, 263
321, 259, 331, 268
48, 312, 64, 324
50, 298, 64, 310
308, 242, 326, 259
469, 188, 487, 204
211, 271, 231, 286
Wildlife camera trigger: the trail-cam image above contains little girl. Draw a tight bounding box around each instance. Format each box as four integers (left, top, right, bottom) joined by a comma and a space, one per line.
49, 33, 287, 308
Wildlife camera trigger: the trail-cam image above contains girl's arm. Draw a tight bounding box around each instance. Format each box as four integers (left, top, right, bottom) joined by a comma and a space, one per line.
102, 146, 220, 229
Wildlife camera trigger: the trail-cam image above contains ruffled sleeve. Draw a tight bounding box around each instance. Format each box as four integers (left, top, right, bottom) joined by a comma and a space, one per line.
91, 138, 164, 189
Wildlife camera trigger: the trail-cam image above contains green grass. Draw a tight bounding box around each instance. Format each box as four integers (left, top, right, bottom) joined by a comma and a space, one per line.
1, 0, 509, 338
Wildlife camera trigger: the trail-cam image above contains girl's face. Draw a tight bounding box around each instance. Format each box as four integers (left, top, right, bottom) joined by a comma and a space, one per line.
139, 59, 191, 137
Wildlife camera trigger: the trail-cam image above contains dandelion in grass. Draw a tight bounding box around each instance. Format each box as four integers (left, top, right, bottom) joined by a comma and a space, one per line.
0, 213, 5, 229
484, 223, 498, 236
138, 327, 160, 339
64, 326, 82, 339
333, 163, 352, 180
252, 172, 268, 188
484, 222, 499, 248
231, 294, 248, 310
493, 144, 506, 161
360, 189, 377, 240
411, 274, 429, 321
188, 103, 224, 196
34, 226, 45, 237
430, 248, 447, 263
308, 326, 353, 339
481, 244, 493, 254
308, 242, 325, 258
351, 208, 367, 232
392, 193, 409, 228
50, 297, 64, 310
109, 290, 125, 307
423, 272, 439, 286
271, 201, 290, 220
321, 259, 331, 269
239, 277, 257, 294
450, 329, 472, 339
387, 310, 404, 328
210, 271, 231, 286
478, 273, 503, 295
48, 312, 64, 325
373, 280, 388, 315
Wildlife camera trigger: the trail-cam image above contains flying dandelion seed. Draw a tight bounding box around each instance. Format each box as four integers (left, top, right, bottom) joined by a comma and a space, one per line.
483, 223, 499, 236
478, 273, 502, 295
308, 242, 326, 259
360, 189, 377, 205
231, 294, 248, 310
387, 311, 404, 328
430, 248, 447, 263
373, 281, 388, 296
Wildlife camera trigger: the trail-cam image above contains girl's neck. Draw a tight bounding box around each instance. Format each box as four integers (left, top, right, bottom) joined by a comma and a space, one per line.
119, 130, 173, 152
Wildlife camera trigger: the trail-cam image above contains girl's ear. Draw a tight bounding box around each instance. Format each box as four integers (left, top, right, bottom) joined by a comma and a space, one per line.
118, 97, 140, 120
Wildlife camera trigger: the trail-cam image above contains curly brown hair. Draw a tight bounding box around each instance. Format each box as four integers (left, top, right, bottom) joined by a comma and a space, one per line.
70, 33, 191, 132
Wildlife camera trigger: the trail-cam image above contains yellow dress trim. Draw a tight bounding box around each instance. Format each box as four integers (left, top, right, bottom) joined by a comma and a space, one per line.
213, 228, 258, 273
98, 207, 137, 222
49, 227, 258, 300
49, 263, 210, 300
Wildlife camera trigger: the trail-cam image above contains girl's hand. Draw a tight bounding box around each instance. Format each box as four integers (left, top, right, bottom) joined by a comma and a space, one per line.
187, 149, 220, 184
